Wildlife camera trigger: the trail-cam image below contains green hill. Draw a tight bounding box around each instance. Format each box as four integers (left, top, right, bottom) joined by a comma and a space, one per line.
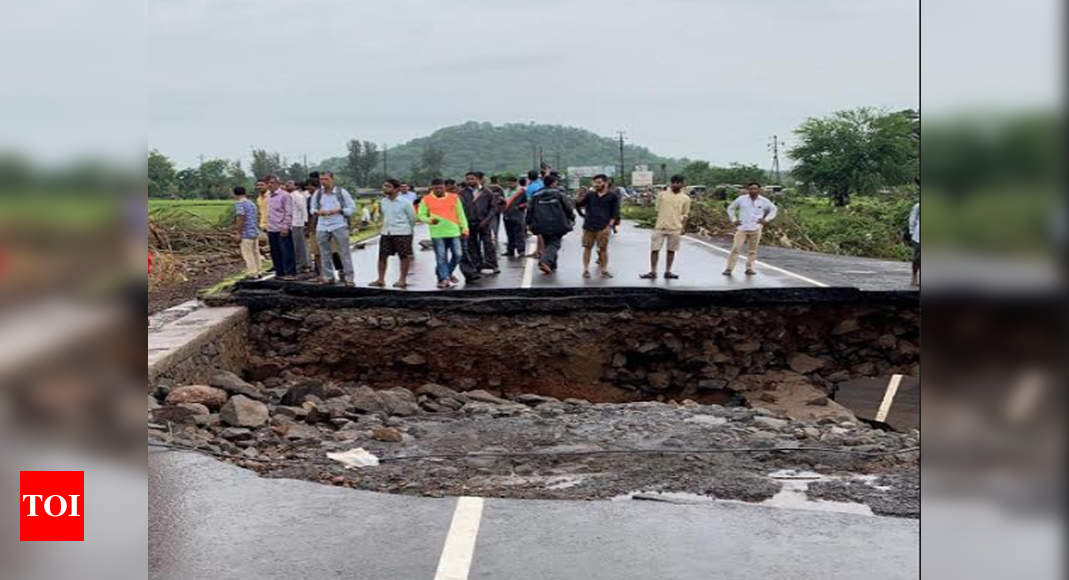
321, 121, 688, 183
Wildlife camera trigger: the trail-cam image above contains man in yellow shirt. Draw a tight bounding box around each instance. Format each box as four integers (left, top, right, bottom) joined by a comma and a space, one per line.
640, 175, 690, 280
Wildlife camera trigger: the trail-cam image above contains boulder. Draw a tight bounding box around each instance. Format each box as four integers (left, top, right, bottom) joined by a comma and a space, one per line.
220, 427, 252, 441
833, 319, 860, 335
165, 385, 228, 410
379, 388, 420, 416
697, 378, 728, 391
177, 402, 210, 416
348, 386, 386, 414
646, 372, 671, 391
416, 383, 463, 400
209, 371, 265, 401
147, 395, 161, 412
280, 380, 342, 406
220, 395, 269, 427
787, 353, 826, 374
150, 405, 199, 424
464, 389, 512, 406
401, 353, 426, 366
372, 426, 403, 442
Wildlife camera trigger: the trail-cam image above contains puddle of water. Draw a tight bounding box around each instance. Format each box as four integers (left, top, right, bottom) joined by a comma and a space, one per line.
614, 469, 877, 516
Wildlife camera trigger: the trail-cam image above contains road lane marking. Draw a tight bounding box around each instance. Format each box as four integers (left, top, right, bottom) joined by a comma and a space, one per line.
521, 238, 535, 288
433, 496, 484, 580
875, 374, 903, 423
684, 235, 829, 287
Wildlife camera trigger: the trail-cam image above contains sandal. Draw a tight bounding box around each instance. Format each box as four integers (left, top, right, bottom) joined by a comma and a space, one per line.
582, 270, 591, 279
601, 271, 614, 278
639, 272, 657, 279
368, 280, 385, 288
664, 272, 680, 279
393, 281, 408, 289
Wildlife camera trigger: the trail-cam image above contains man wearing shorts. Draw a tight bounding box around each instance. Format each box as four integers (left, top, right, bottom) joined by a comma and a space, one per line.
641, 175, 690, 280
370, 179, 416, 289
576, 173, 620, 278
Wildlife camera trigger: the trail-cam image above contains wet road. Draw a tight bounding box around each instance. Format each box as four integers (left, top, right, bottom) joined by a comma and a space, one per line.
150, 450, 919, 580
345, 221, 843, 292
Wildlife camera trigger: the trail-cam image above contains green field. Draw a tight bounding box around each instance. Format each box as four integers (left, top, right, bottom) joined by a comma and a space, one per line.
149, 197, 378, 229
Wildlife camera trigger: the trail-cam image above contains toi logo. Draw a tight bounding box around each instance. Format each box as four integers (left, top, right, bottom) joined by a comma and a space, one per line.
19, 471, 84, 541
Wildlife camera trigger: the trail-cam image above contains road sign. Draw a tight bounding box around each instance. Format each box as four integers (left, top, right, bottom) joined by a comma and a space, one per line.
631, 171, 654, 187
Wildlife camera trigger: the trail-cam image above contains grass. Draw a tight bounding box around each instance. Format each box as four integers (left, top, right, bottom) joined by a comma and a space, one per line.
150, 197, 378, 229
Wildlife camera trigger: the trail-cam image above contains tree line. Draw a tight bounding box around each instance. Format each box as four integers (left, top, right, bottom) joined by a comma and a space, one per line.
148, 108, 919, 206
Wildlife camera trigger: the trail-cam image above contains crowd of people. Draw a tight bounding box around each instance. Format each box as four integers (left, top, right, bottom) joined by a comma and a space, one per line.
227, 166, 925, 289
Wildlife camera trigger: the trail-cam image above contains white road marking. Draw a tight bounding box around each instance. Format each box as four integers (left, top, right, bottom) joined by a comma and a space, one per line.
433, 496, 485, 580
875, 374, 904, 423
521, 237, 536, 288
684, 235, 829, 287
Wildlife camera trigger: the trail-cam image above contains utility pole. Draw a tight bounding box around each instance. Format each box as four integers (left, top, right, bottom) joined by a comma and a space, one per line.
660, 162, 667, 184
538, 146, 544, 168
383, 143, 388, 178
555, 149, 561, 171
768, 135, 783, 185
198, 154, 205, 167
303, 154, 308, 174
531, 143, 538, 171
617, 131, 626, 185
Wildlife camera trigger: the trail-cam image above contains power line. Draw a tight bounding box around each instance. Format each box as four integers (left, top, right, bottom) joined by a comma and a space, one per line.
768, 135, 784, 185
617, 131, 626, 184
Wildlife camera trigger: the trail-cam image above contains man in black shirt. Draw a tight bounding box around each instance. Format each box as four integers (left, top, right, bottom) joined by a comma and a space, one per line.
526, 173, 575, 274
575, 174, 621, 278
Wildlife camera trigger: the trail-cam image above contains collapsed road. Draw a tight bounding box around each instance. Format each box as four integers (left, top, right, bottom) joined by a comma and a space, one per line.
151, 284, 918, 515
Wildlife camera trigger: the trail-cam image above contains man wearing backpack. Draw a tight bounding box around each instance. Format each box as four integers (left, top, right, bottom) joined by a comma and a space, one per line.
525, 173, 575, 275
310, 171, 356, 286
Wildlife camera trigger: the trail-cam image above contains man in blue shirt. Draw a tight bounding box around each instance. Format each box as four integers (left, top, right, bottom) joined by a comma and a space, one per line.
232, 186, 261, 278
524, 169, 545, 201
310, 172, 357, 286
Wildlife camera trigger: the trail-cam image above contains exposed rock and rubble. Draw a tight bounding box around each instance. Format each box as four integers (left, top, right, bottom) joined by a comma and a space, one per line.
149, 371, 919, 517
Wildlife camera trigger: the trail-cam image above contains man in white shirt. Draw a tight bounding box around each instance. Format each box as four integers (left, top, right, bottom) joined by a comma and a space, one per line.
908, 201, 919, 286
723, 181, 778, 276
287, 180, 311, 273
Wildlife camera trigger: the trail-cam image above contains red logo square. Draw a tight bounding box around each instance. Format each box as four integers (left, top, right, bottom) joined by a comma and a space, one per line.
19, 471, 84, 541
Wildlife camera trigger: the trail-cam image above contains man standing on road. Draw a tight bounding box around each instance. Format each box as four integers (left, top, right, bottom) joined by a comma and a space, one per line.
641, 175, 691, 280
311, 171, 357, 286
908, 200, 920, 286
232, 186, 261, 278
255, 179, 269, 232
419, 178, 470, 289
287, 180, 311, 275
576, 174, 620, 278
370, 179, 417, 289
264, 175, 297, 279
501, 175, 527, 258
464, 171, 501, 274
399, 182, 417, 206
526, 173, 575, 275
723, 181, 778, 276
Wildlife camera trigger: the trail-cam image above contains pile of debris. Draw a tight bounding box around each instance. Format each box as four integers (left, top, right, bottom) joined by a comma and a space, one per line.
149, 371, 919, 516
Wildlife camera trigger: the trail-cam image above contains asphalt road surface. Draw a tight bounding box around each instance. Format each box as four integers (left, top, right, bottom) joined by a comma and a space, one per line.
150, 450, 919, 580
344, 221, 912, 292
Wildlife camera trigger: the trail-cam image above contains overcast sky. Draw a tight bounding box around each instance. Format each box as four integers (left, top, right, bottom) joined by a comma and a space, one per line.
3, 1, 1059, 168
141, 0, 920, 169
